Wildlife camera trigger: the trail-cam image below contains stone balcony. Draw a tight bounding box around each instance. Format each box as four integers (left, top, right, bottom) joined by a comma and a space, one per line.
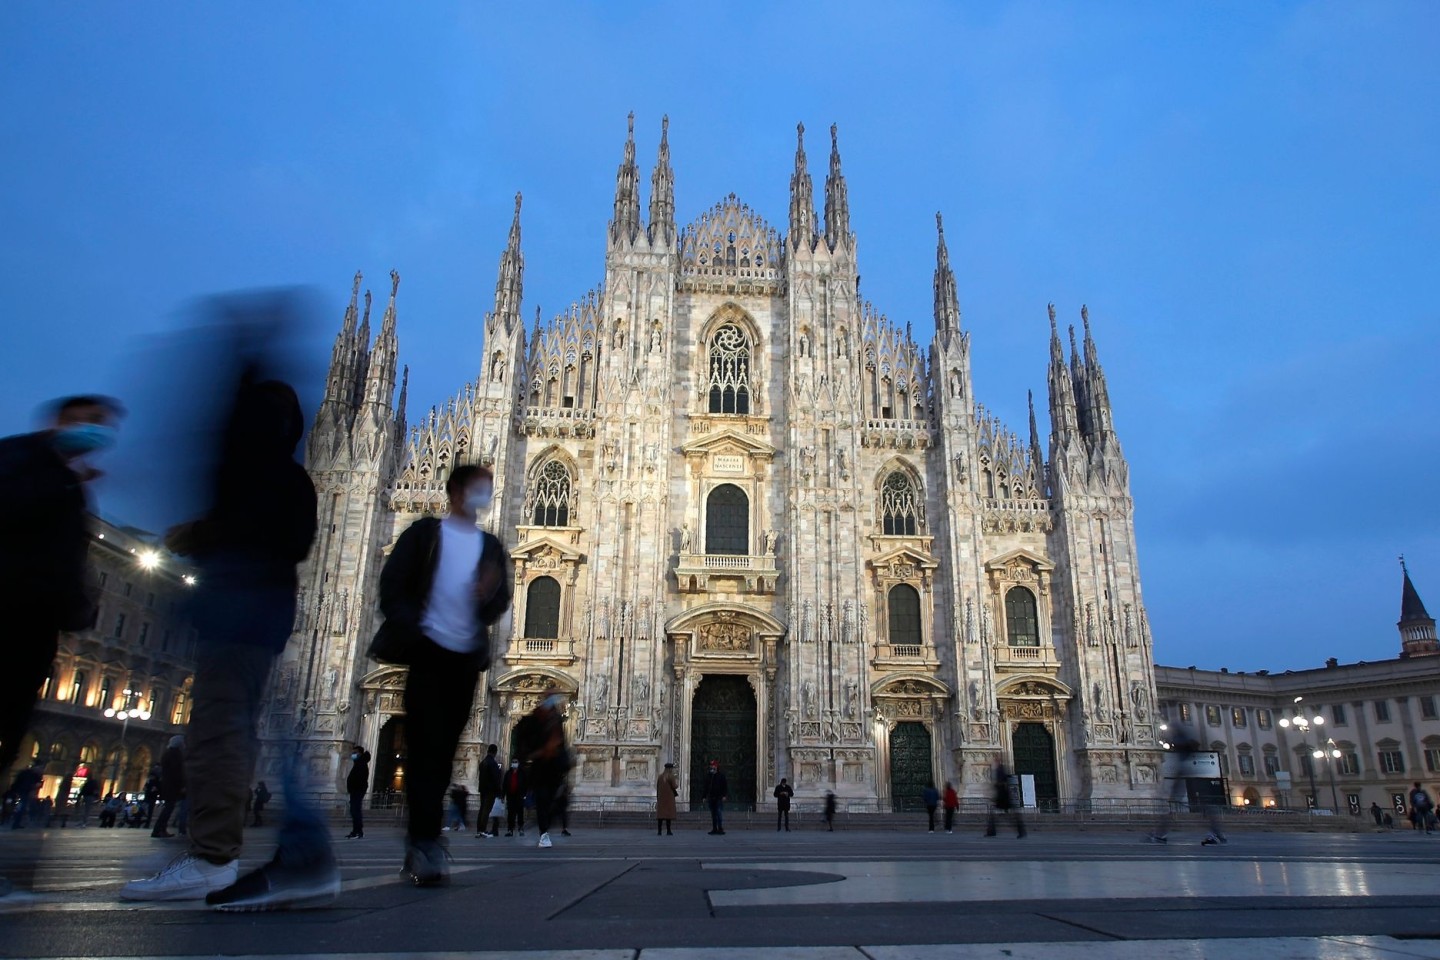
993, 643, 1061, 671
516, 405, 596, 439
674, 552, 779, 594
872, 642, 941, 670
502, 636, 578, 666
860, 417, 932, 450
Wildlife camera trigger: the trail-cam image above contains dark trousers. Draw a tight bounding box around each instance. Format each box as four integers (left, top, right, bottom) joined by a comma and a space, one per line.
478, 790, 497, 833
657, 819, 672, 834
927, 805, 937, 831
187, 641, 273, 864
506, 798, 525, 833
403, 645, 480, 843
709, 798, 724, 832
0, 617, 57, 780
152, 800, 176, 836
944, 807, 956, 831
348, 793, 364, 836
777, 808, 790, 830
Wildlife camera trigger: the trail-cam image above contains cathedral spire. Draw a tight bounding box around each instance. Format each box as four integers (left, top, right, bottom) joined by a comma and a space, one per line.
351, 289, 373, 411
609, 112, 642, 246
823, 123, 851, 251
1399, 557, 1438, 657
395, 364, 409, 430
323, 271, 364, 410
363, 270, 400, 410
1079, 305, 1116, 443
933, 212, 961, 340
1028, 389, 1043, 465
647, 115, 675, 248
1047, 303, 1080, 450
489, 193, 525, 337
788, 122, 815, 252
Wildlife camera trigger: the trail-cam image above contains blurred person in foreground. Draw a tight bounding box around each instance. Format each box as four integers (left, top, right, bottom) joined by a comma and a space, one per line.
378, 463, 511, 883
0, 396, 123, 785
984, 760, 1026, 839
122, 356, 336, 908
0, 394, 122, 898
1149, 721, 1224, 846
514, 688, 572, 849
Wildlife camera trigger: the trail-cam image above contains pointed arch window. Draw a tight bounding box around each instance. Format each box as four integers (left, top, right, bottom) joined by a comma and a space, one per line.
880, 471, 920, 536
887, 584, 922, 648
529, 460, 572, 527
707, 324, 752, 414
523, 576, 562, 639
1005, 586, 1039, 647
705, 484, 749, 555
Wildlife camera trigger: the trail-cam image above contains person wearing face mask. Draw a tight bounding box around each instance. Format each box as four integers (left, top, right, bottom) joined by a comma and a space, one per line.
377, 463, 512, 883
344, 747, 370, 840
0, 395, 123, 808
512, 688, 572, 849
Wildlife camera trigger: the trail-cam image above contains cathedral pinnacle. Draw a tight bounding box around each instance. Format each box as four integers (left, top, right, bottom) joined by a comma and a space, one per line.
610, 112, 642, 246
489, 193, 525, 340
648, 114, 676, 247
789, 122, 815, 252
823, 123, 851, 251
933, 211, 961, 338
1399, 556, 1439, 657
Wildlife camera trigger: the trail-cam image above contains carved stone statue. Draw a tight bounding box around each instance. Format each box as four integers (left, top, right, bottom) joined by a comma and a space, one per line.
680, 523, 692, 552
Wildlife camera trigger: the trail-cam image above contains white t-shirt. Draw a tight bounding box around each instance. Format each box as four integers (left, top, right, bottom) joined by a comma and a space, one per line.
421, 518, 484, 653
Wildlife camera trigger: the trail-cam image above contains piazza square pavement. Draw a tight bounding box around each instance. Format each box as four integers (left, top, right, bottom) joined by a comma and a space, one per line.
1, 815, 1438, 959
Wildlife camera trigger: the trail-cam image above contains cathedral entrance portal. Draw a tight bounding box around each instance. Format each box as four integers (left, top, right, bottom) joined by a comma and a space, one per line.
888, 722, 932, 812
1011, 722, 1058, 807
688, 675, 757, 812
374, 717, 407, 804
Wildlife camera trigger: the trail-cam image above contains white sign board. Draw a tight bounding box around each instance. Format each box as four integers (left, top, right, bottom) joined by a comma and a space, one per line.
1162, 751, 1222, 779
1019, 774, 1036, 809
1274, 771, 1292, 789
713, 454, 745, 473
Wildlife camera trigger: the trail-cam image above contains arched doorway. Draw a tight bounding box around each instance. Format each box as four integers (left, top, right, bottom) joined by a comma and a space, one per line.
374, 717, 407, 806
1011, 722, 1058, 807
889, 722, 933, 812
689, 675, 756, 811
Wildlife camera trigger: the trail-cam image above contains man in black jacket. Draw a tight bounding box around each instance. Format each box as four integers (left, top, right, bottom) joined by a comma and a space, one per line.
345, 747, 370, 840
0, 395, 122, 783
379, 463, 511, 884
704, 760, 729, 835
475, 743, 501, 838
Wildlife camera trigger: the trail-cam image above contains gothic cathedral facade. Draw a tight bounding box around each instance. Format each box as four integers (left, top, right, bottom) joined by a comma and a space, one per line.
269, 116, 1164, 811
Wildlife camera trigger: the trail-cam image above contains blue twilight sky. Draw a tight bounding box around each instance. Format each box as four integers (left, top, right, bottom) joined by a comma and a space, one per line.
2, 3, 1437, 672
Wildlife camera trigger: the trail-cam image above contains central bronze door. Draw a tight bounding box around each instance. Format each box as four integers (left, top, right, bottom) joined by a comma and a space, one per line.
689, 674, 757, 811
888, 722, 933, 812
1011, 721, 1059, 807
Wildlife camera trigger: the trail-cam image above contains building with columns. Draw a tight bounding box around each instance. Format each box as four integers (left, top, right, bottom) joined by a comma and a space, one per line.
1155, 563, 1440, 816
266, 115, 1164, 811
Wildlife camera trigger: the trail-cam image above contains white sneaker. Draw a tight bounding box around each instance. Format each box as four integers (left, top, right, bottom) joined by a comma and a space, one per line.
537, 832, 552, 848
121, 854, 238, 901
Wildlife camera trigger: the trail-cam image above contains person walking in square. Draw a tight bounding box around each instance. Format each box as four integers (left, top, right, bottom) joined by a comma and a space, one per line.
923, 781, 940, 832
476, 743, 501, 839
985, 761, 1026, 839
0, 395, 122, 794
150, 735, 186, 838
250, 781, 271, 827
823, 790, 837, 832
656, 762, 678, 836
446, 784, 470, 832
502, 759, 526, 836
774, 778, 794, 832
942, 781, 959, 834
122, 367, 338, 910
1408, 782, 1434, 834
344, 747, 369, 839
77, 776, 100, 827
513, 689, 572, 849
704, 760, 728, 835
377, 463, 511, 882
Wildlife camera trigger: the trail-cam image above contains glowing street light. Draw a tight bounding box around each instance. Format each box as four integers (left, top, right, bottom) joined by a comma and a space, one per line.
104, 688, 151, 794
137, 550, 161, 571
1279, 696, 1326, 810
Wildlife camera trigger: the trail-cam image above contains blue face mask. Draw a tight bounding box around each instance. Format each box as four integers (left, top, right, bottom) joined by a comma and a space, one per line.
53, 423, 117, 456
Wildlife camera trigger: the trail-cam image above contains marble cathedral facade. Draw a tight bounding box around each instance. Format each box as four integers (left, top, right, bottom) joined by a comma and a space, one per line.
266, 116, 1164, 811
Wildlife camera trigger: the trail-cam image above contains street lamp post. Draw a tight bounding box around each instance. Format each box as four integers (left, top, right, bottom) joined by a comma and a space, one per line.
1278, 696, 1326, 811
103, 688, 151, 795
1315, 738, 1343, 814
